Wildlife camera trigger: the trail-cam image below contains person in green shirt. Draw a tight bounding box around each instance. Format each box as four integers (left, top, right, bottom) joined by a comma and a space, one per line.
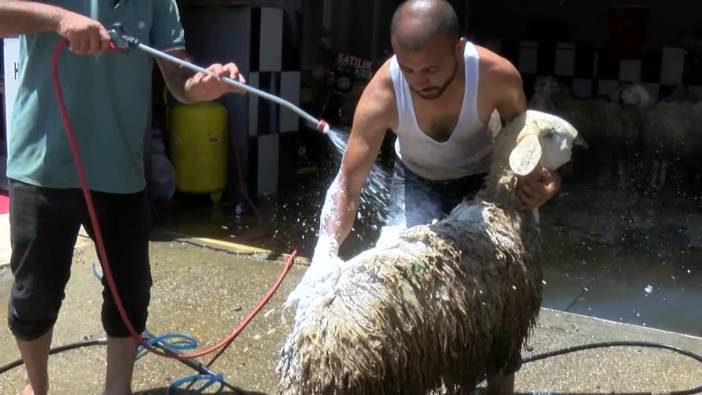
0, 1, 246, 394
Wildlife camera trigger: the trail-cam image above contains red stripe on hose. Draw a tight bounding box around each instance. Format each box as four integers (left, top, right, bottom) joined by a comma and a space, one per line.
317, 120, 329, 134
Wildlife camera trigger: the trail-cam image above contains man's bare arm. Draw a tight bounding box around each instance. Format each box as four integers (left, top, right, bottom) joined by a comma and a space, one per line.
0, 0, 63, 36
488, 56, 562, 208
0, 0, 111, 55
157, 51, 246, 104
319, 64, 396, 249
491, 60, 528, 121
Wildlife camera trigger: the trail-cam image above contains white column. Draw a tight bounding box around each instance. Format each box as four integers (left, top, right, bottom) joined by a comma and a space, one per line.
3, 37, 20, 141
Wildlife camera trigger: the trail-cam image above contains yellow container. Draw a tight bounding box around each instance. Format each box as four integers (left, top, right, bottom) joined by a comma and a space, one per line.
168, 102, 228, 202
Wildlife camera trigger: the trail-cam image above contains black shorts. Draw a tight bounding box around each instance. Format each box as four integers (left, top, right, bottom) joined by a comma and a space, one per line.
387, 160, 486, 227
8, 180, 152, 340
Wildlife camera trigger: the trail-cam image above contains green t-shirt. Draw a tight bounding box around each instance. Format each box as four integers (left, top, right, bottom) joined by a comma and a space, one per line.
8, 0, 185, 193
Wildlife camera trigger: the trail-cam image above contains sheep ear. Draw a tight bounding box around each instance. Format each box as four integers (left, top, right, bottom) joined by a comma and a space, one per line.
509, 134, 542, 176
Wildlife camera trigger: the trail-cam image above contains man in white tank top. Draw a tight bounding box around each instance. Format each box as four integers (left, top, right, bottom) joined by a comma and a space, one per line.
311, 3, 561, 391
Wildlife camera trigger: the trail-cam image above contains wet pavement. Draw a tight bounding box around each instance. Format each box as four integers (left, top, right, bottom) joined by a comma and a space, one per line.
540, 182, 702, 337
0, 235, 302, 394
0, 237, 700, 394
152, 172, 702, 338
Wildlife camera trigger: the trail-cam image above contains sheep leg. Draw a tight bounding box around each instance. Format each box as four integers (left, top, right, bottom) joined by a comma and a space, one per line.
486, 373, 514, 395
650, 159, 662, 192
617, 159, 629, 191
657, 160, 668, 191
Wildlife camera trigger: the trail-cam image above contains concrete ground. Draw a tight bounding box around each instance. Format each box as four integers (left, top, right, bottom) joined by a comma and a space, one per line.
0, 237, 700, 394
155, 185, 702, 338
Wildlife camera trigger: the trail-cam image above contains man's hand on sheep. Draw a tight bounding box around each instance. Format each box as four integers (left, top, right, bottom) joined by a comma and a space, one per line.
284, 235, 344, 325
516, 166, 561, 208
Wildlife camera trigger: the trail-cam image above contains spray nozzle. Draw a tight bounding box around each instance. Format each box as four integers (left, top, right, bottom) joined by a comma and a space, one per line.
108, 23, 141, 51
316, 120, 330, 134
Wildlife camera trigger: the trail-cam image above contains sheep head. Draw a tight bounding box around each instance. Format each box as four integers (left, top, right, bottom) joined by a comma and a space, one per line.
619, 83, 654, 108
529, 77, 574, 112
497, 110, 580, 177
533, 76, 561, 97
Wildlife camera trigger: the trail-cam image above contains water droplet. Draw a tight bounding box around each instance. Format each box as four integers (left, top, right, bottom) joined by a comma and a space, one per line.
644, 285, 653, 294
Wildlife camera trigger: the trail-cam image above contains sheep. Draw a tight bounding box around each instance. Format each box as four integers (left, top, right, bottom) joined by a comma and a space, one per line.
277, 110, 580, 395
662, 85, 700, 103
606, 83, 655, 191
530, 77, 652, 191
641, 93, 702, 193
528, 76, 572, 113
530, 77, 617, 184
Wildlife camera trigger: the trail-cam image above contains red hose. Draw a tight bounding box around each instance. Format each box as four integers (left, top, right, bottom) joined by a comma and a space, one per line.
50, 39, 296, 360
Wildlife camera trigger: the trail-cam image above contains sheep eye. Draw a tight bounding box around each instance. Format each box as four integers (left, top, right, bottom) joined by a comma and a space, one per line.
545, 129, 556, 139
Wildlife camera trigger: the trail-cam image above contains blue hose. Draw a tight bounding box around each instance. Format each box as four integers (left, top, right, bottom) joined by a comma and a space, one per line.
167, 373, 225, 395
92, 262, 103, 281
137, 332, 199, 360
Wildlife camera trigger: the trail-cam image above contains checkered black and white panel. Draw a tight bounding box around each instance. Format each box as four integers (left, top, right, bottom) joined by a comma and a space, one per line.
181, 5, 301, 199
247, 7, 302, 198
482, 39, 702, 102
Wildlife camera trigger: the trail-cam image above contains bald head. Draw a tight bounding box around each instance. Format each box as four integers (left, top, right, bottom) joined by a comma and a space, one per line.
391, 0, 460, 51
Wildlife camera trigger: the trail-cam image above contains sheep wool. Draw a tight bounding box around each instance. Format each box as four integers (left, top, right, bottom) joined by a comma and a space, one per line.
278, 111, 579, 394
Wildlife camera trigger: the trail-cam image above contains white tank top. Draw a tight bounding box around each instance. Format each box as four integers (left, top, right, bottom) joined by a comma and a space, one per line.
389, 41, 501, 180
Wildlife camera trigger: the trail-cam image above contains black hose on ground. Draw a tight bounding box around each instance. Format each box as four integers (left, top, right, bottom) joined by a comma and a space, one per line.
0, 337, 107, 375
522, 340, 702, 395
0, 336, 244, 393
0, 338, 700, 394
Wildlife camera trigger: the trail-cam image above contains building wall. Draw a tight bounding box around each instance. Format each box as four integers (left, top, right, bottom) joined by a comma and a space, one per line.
464, 1, 702, 101
302, 0, 702, 71
467, 0, 701, 49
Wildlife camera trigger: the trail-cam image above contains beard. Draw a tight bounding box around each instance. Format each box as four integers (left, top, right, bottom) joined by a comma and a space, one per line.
411, 62, 459, 100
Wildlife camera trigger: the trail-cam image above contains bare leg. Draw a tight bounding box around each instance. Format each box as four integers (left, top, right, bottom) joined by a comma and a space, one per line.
104, 336, 139, 395
487, 373, 514, 395
16, 329, 52, 395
